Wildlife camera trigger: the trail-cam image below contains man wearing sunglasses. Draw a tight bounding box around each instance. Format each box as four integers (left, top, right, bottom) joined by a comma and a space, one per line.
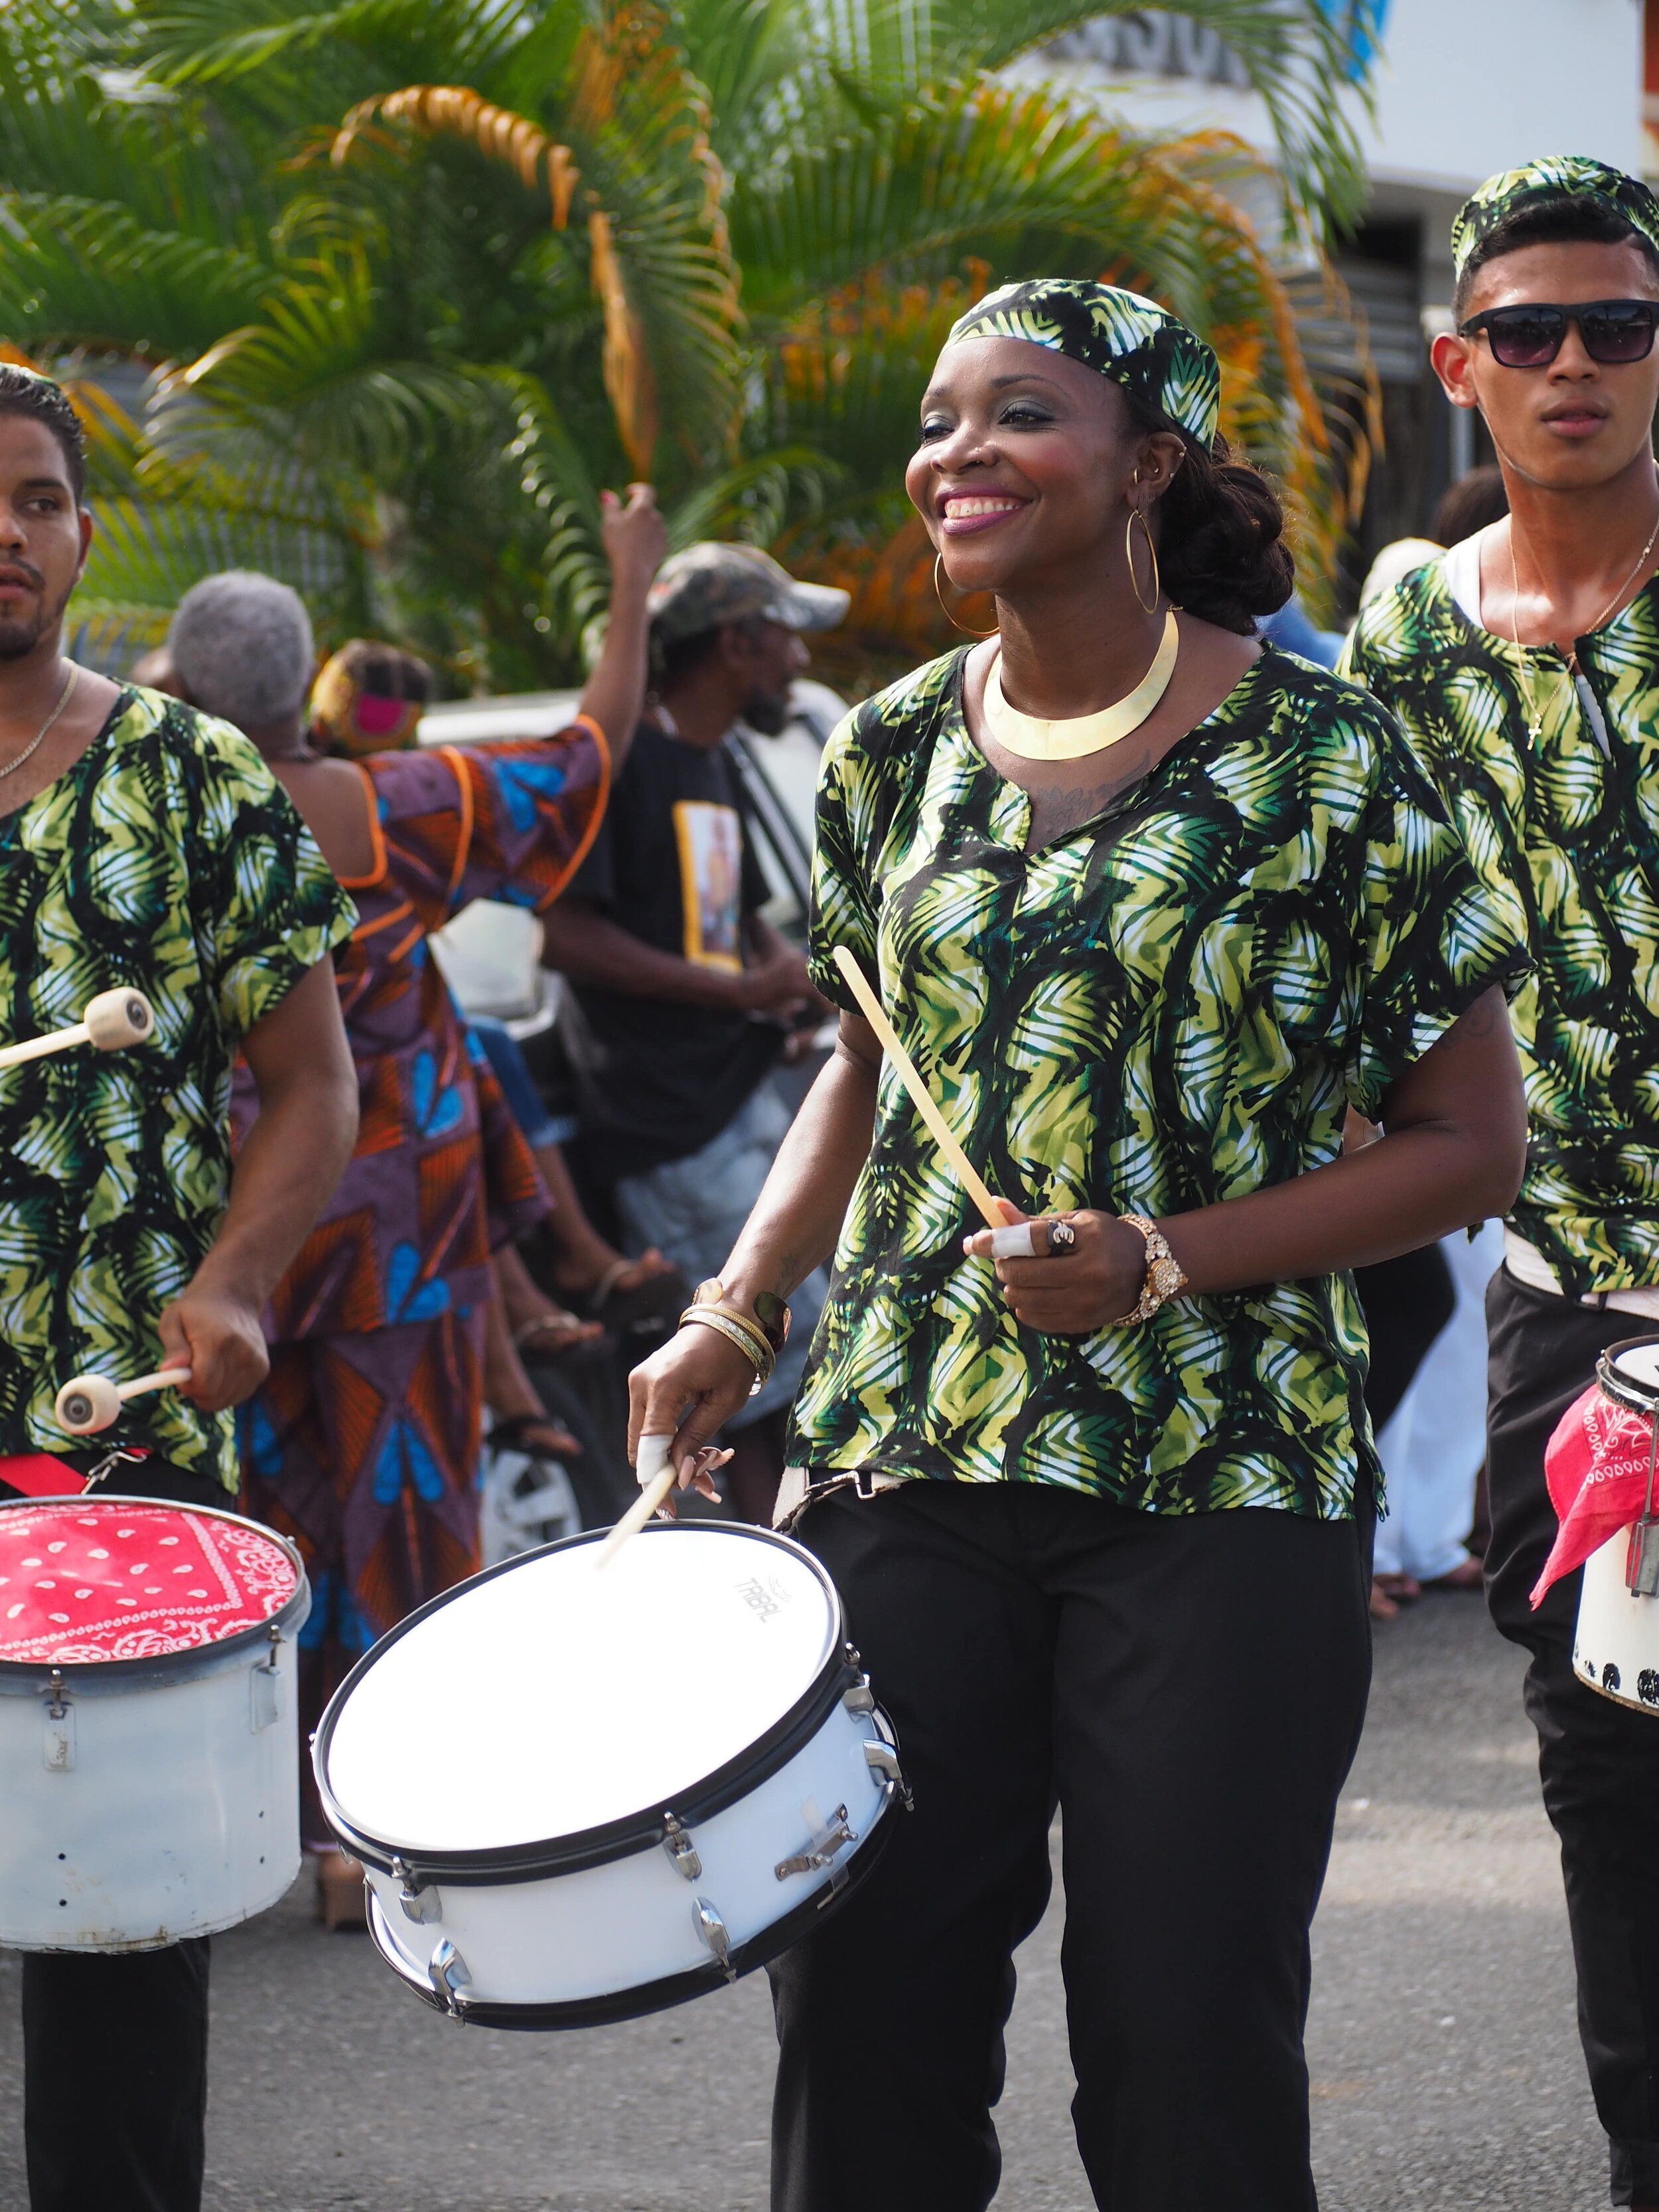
1343, 156, 1659, 2210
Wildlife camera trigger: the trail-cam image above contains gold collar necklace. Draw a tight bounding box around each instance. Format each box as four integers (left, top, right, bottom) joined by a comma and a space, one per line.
983, 611, 1180, 762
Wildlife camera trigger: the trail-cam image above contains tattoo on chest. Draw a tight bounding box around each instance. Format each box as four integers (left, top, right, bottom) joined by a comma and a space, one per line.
1019, 747, 1153, 848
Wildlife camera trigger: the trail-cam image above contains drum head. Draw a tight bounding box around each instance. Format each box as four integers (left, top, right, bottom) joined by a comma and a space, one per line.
0, 1497, 300, 1666
322, 1525, 839, 1857
1598, 1337, 1659, 1418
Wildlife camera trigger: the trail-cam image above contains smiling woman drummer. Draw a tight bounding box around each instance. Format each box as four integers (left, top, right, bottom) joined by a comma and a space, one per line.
630, 280, 1530, 2212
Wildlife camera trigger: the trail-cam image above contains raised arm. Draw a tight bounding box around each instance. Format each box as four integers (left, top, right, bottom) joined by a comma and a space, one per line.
157, 958, 359, 1410
572, 484, 668, 767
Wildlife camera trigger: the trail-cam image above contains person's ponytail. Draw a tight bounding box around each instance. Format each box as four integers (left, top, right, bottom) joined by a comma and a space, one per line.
1129, 403, 1295, 635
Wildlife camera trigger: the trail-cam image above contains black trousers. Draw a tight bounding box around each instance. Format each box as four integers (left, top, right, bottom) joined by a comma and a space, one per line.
4, 1459, 222, 2212
768, 1480, 1372, 2212
1486, 1268, 1659, 2207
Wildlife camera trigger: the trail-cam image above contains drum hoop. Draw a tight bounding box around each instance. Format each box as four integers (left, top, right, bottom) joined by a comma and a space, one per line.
362, 1777, 902, 2030
0, 1494, 310, 1692
1595, 1335, 1659, 1420
315, 1521, 857, 1885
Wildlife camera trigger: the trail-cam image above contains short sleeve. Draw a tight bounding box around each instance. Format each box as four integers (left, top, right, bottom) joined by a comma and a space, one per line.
1341, 717, 1529, 1120
189, 716, 354, 1041
368, 722, 611, 926
806, 709, 881, 1011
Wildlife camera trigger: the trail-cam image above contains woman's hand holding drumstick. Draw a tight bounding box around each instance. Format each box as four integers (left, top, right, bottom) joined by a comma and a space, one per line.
830, 948, 1150, 1332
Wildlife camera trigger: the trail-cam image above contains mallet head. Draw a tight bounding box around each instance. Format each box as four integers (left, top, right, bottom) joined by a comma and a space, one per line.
54, 1374, 122, 1435
82, 990, 155, 1052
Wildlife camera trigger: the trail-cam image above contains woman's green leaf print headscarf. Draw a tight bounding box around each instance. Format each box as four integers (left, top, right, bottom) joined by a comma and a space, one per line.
1452, 156, 1659, 281
946, 279, 1220, 450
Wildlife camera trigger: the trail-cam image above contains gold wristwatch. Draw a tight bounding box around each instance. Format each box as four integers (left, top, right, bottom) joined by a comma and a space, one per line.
1110, 1215, 1188, 1325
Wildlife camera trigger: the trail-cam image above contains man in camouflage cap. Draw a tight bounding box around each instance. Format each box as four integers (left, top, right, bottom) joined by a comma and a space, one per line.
1343, 157, 1659, 2210
542, 544, 845, 1522
646, 543, 849, 686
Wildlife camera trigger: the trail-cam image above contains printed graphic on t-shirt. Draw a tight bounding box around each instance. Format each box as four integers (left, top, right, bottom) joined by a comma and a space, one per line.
674, 800, 744, 970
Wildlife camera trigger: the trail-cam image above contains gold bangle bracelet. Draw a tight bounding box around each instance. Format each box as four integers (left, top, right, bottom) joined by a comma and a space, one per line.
682, 1301, 772, 1365
680, 1308, 774, 1392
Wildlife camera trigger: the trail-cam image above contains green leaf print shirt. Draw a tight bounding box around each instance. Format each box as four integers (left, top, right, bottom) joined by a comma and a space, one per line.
788, 645, 1527, 1519
0, 688, 354, 1487
1342, 561, 1659, 1300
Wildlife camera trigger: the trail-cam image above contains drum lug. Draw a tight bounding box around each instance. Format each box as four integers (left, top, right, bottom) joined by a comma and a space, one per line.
42, 1669, 74, 1773
661, 1811, 702, 1883
250, 1626, 283, 1733
865, 1735, 913, 1812
775, 1804, 857, 1885
427, 1937, 472, 2015
841, 1679, 876, 1715
692, 1896, 737, 1982
1627, 1517, 1659, 1598
392, 1856, 441, 1925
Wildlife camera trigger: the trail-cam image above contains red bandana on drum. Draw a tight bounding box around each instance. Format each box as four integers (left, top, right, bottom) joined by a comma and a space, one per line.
0, 1501, 300, 1662
1536, 1385, 1659, 1604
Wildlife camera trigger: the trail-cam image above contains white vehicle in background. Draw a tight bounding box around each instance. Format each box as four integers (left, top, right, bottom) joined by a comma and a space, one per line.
419, 678, 843, 1560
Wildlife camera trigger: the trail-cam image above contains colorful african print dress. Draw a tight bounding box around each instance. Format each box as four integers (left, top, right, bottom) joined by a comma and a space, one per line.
791, 646, 1526, 1518
0, 687, 352, 1488
232, 727, 607, 1838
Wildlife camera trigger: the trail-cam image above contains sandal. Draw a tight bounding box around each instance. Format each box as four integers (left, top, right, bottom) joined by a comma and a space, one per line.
1368, 1580, 1400, 1623
488, 1414, 583, 1459
575, 1255, 689, 1335
511, 1308, 605, 1358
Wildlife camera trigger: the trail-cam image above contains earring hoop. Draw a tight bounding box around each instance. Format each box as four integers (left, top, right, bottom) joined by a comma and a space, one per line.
934, 553, 999, 638
1126, 506, 1161, 615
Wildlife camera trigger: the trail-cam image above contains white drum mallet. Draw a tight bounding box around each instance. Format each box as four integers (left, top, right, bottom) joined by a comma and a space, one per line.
0, 989, 157, 1072
54, 1366, 194, 1437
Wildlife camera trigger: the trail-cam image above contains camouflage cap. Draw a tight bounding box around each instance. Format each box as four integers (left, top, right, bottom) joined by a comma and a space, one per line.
646, 543, 850, 646
1452, 155, 1659, 281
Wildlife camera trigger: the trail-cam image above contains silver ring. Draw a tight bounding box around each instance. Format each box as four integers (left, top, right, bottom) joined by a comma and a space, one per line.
1046, 1219, 1078, 1258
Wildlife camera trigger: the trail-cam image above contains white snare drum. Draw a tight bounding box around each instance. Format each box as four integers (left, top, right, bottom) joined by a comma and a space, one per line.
317, 1521, 906, 2027
1574, 1339, 1659, 1714
0, 1495, 309, 1950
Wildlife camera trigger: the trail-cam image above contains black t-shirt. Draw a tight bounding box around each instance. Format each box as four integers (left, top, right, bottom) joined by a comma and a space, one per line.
561, 721, 783, 1181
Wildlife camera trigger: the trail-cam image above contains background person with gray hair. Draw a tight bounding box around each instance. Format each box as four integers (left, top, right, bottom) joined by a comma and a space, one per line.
165, 486, 666, 1919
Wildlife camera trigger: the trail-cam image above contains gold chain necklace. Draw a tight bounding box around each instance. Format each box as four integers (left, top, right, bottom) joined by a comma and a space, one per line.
1506, 491, 1659, 739
983, 611, 1180, 763
0, 662, 78, 783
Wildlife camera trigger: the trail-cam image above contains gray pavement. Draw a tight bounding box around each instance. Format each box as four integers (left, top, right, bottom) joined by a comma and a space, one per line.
0, 1591, 1611, 2210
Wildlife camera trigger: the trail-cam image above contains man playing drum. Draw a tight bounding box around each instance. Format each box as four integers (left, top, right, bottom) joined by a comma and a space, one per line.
1343, 157, 1659, 2210
0, 364, 358, 2209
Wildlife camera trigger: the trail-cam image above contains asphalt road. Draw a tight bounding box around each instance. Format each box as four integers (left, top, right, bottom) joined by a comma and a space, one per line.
0, 1591, 1610, 2211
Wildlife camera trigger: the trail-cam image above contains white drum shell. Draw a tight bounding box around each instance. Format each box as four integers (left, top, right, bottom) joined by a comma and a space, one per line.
1573, 1527, 1659, 1715
361, 1686, 891, 2012
0, 1512, 307, 1953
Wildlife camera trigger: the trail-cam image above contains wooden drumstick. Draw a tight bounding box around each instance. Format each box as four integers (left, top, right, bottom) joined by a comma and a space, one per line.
54, 1366, 194, 1437
0, 989, 156, 1072
831, 946, 1007, 1232
593, 1434, 677, 1568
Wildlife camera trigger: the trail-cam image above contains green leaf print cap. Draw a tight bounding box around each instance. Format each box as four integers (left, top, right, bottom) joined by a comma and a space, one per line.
1451, 155, 1659, 281
946, 279, 1220, 449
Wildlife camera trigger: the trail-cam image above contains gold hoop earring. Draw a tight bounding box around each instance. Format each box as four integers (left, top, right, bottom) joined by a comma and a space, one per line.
934, 553, 999, 638
1126, 506, 1161, 615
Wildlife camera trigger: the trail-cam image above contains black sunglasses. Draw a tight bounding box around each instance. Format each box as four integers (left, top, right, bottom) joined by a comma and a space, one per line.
1457, 298, 1659, 368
